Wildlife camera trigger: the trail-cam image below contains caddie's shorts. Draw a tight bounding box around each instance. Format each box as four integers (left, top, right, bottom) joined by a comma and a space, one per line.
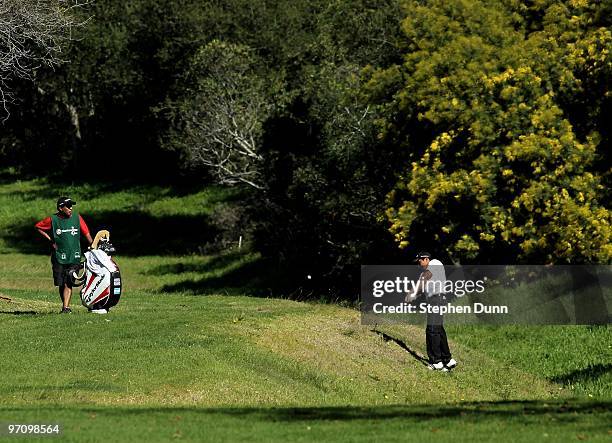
51, 257, 81, 287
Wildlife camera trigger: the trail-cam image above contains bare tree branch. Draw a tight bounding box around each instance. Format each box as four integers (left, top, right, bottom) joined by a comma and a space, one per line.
176, 40, 278, 190
0, 0, 91, 119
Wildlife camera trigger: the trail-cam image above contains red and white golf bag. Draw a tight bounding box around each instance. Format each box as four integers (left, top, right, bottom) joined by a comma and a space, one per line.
73, 230, 122, 313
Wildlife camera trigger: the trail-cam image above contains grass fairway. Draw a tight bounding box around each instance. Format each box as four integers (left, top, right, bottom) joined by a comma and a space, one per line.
0, 179, 610, 441
1, 253, 610, 442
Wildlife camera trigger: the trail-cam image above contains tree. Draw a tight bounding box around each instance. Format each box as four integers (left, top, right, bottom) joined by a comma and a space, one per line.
0, 0, 88, 117
369, 0, 611, 264
249, 0, 406, 295
168, 40, 282, 189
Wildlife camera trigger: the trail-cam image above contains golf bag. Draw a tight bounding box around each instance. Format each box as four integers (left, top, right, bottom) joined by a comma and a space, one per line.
72, 230, 122, 313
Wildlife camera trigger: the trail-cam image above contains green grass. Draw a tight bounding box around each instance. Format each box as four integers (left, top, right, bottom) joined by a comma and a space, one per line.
0, 177, 610, 441
0, 177, 238, 256
1, 402, 609, 443
448, 325, 612, 398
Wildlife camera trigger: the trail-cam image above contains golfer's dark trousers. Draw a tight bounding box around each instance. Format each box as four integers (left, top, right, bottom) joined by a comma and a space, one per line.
426, 294, 452, 364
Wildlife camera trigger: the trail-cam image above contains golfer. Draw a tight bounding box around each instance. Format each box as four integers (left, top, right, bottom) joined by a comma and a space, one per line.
408, 252, 457, 371
35, 197, 93, 313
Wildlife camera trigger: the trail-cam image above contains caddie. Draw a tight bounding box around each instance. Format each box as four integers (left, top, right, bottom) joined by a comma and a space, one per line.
35, 197, 93, 313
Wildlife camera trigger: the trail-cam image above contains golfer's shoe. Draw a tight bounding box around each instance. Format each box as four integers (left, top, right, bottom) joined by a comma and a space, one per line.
428, 362, 448, 371
445, 359, 458, 370
90, 308, 108, 315
60, 307, 72, 314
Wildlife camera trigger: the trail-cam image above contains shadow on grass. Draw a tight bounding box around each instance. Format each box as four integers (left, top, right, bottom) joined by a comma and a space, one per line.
223, 400, 611, 422
0, 169, 18, 184
2, 400, 610, 422
0, 184, 59, 201
154, 250, 320, 299
55, 178, 242, 202
372, 329, 430, 367
0, 302, 58, 315
550, 364, 612, 385
159, 256, 288, 297
146, 251, 246, 276
7, 210, 219, 256
0, 310, 39, 315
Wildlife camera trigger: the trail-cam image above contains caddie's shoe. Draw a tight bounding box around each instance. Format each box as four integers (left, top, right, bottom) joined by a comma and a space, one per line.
445, 359, 458, 370
89, 309, 108, 315
428, 362, 447, 371
60, 307, 72, 314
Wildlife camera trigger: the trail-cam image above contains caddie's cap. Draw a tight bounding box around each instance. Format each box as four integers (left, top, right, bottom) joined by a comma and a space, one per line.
414, 251, 432, 262
57, 196, 76, 209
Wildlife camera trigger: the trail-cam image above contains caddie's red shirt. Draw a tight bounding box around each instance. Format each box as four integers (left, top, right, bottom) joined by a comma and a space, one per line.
35, 213, 91, 237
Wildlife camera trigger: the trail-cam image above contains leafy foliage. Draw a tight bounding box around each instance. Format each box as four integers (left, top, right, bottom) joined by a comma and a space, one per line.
0, 0, 609, 297
374, 0, 611, 264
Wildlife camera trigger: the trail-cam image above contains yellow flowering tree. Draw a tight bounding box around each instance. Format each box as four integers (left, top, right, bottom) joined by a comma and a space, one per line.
371, 0, 611, 263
